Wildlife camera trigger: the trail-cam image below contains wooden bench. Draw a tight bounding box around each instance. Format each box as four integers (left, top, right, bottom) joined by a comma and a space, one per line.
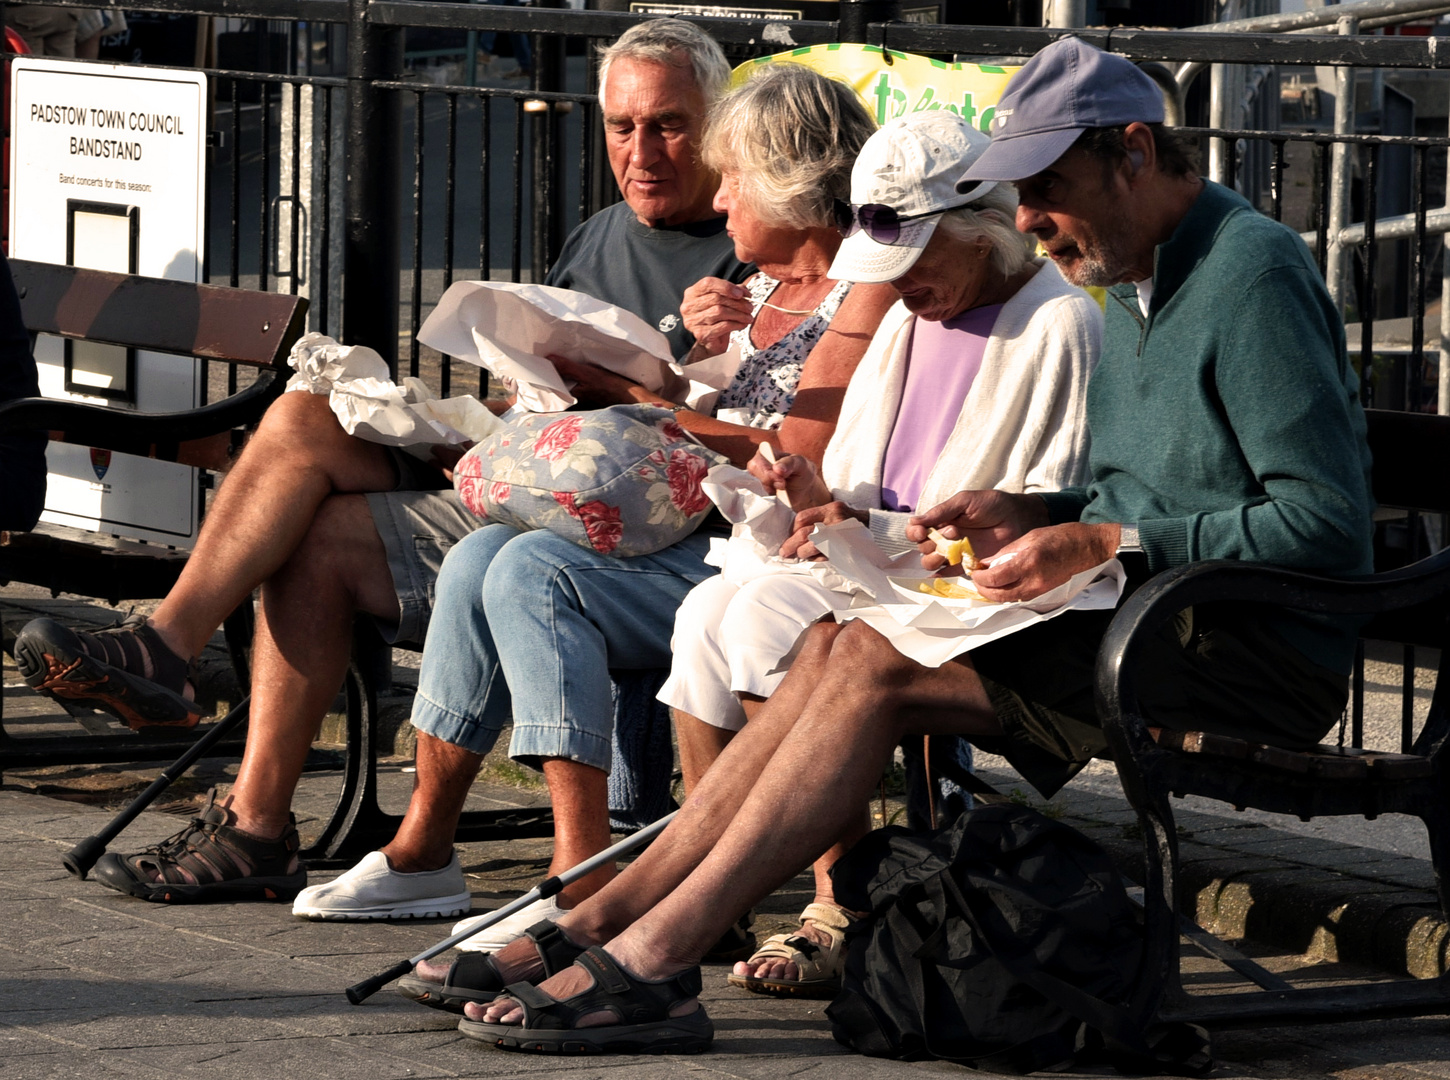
0, 260, 305, 792
0, 259, 559, 867
1097, 407, 1450, 1026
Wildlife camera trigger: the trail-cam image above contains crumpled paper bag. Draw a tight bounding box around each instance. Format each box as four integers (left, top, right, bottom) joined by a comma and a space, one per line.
697, 464, 888, 595
285, 331, 505, 459
415, 280, 680, 413
699, 462, 1126, 669
679, 342, 745, 417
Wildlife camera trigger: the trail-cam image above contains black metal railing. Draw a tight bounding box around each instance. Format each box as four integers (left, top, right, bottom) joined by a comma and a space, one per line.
5, 0, 1447, 748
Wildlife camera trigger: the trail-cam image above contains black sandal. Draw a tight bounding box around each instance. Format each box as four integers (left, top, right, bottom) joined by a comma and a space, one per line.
92, 789, 305, 903
457, 946, 712, 1055
396, 920, 586, 1013
15, 614, 201, 729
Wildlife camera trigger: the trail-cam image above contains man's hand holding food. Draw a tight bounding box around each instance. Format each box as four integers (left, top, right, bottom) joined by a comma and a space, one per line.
908, 490, 1120, 604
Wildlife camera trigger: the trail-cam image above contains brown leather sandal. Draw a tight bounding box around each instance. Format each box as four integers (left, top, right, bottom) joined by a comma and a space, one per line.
92, 789, 305, 903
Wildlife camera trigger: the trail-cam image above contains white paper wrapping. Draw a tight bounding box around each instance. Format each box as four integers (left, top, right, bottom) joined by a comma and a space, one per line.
700, 463, 1126, 670
679, 341, 745, 416
415, 280, 680, 413
285, 332, 506, 459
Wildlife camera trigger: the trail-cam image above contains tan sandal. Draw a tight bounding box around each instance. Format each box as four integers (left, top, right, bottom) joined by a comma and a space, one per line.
725, 901, 851, 999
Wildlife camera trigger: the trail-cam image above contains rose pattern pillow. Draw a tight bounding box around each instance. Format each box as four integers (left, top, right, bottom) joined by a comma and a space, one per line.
453, 403, 727, 557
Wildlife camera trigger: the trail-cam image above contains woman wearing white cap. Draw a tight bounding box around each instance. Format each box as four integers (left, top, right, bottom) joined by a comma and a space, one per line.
446, 111, 1101, 1056
651, 108, 1102, 998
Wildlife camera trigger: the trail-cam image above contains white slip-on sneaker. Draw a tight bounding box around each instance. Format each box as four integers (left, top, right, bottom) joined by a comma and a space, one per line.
291, 850, 472, 920
451, 894, 565, 951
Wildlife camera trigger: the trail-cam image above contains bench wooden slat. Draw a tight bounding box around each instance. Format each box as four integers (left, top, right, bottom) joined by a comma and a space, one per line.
10, 259, 306, 368
1148, 727, 1433, 781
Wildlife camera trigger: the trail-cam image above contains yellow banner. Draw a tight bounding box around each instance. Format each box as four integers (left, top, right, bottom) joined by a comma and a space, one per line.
732, 43, 1019, 134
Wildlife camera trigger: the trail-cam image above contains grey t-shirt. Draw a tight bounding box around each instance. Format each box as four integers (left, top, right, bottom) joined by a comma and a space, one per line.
545, 201, 753, 360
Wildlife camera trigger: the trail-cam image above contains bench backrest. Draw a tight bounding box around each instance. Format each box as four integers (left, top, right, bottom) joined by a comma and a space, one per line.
10, 259, 306, 368
1, 261, 308, 464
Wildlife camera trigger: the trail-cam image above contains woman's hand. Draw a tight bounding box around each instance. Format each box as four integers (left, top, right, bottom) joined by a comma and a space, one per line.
746, 447, 831, 511
549, 355, 644, 408
681, 277, 753, 357
781, 501, 869, 559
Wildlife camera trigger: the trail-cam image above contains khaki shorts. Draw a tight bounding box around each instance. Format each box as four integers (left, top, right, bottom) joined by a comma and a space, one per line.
968, 602, 1350, 798
365, 448, 479, 646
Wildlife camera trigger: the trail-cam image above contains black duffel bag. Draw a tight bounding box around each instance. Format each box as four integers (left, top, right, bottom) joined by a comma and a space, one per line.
826, 803, 1210, 1075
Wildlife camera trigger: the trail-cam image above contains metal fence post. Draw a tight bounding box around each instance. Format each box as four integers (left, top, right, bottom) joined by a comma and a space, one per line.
528, 0, 567, 283
1441, 87, 1450, 419
837, 0, 900, 45
1325, 15, 1359, 315
344, 0, 404, 369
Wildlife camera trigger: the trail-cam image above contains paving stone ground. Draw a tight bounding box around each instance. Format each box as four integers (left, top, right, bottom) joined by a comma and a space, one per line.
3, 584, 1450, 1077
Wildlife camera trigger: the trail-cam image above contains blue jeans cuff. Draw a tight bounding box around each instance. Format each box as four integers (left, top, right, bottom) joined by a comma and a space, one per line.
411, 689, 503, 756
509, 721, 613, 773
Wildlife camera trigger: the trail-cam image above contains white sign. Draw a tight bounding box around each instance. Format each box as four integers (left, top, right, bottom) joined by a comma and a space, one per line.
9, 59, 207, 545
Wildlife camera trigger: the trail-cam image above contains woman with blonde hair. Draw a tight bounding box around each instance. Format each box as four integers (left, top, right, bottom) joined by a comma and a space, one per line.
326, 61, 898, 1010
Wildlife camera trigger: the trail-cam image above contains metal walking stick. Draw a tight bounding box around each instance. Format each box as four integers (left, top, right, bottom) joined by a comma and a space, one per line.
62, 696, 252, 879
345, 808, 677, 1004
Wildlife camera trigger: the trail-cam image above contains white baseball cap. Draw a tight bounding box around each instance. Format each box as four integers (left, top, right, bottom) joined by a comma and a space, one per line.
828, 112, 998, 284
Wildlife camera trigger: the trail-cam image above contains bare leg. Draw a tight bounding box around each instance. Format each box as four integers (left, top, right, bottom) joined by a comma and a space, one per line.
387, 744, 618, 914
540, 621, 849, 950
540, 758, 617, 904
223, 494, 401, 841
436, 623, 850, 990
678, 694, 863, 984
147, 393, 397, 662
477, 621, 1001, 1025
674, 709, 736, 796
382, 731, 484, 872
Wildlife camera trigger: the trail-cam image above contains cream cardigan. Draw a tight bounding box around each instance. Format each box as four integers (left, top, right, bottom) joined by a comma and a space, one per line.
821, 259, 1102, 553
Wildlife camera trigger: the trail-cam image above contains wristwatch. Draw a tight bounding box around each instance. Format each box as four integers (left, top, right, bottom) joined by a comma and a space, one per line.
1116, 523, 1141, 554
664, 402, 691, 414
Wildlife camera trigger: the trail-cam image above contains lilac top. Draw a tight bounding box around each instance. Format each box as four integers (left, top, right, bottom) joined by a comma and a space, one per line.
879, 304, 1002, 512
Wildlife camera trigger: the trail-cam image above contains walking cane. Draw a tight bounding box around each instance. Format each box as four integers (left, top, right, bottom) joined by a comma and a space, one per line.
62, 695, 251, 880
345, 807, 677, 1004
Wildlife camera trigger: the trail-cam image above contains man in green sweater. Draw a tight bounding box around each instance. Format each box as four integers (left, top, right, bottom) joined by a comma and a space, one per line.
903, 35, 1376, 797
396, 38, 1376, 1052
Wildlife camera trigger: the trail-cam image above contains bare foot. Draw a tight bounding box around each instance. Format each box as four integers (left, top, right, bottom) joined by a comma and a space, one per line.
466, 953, 698, 1029
732, 917, 835, 983
731, 901, 856, 983
411, 931, 562, 987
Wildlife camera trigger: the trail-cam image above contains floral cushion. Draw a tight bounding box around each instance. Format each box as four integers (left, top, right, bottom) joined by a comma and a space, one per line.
454, 404, 728, 558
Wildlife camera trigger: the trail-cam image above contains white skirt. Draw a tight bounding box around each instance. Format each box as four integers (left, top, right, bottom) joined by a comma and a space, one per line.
657, 572, 857, 731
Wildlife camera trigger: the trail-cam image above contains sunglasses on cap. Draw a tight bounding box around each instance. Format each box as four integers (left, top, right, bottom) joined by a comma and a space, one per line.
833, 179, 997, 246
832, 201, 947, 245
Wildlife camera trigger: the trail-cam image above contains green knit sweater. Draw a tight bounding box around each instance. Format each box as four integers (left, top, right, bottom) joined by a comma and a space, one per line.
1040, 181, 1374, 672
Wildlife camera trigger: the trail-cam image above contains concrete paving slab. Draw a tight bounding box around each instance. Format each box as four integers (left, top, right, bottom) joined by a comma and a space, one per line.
5, 589, 1450, 1075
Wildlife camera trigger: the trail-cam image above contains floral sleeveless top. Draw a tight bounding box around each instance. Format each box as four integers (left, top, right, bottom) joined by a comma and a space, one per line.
714, 273, 852, 430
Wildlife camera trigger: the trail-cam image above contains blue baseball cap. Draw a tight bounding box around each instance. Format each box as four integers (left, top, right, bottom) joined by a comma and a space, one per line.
957, 37, 1164, 187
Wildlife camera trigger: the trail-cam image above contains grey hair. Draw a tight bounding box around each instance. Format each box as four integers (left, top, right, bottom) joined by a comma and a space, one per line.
934, 183, 1032, 278
700, 63, 877, 231
597, 19, 731, 107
